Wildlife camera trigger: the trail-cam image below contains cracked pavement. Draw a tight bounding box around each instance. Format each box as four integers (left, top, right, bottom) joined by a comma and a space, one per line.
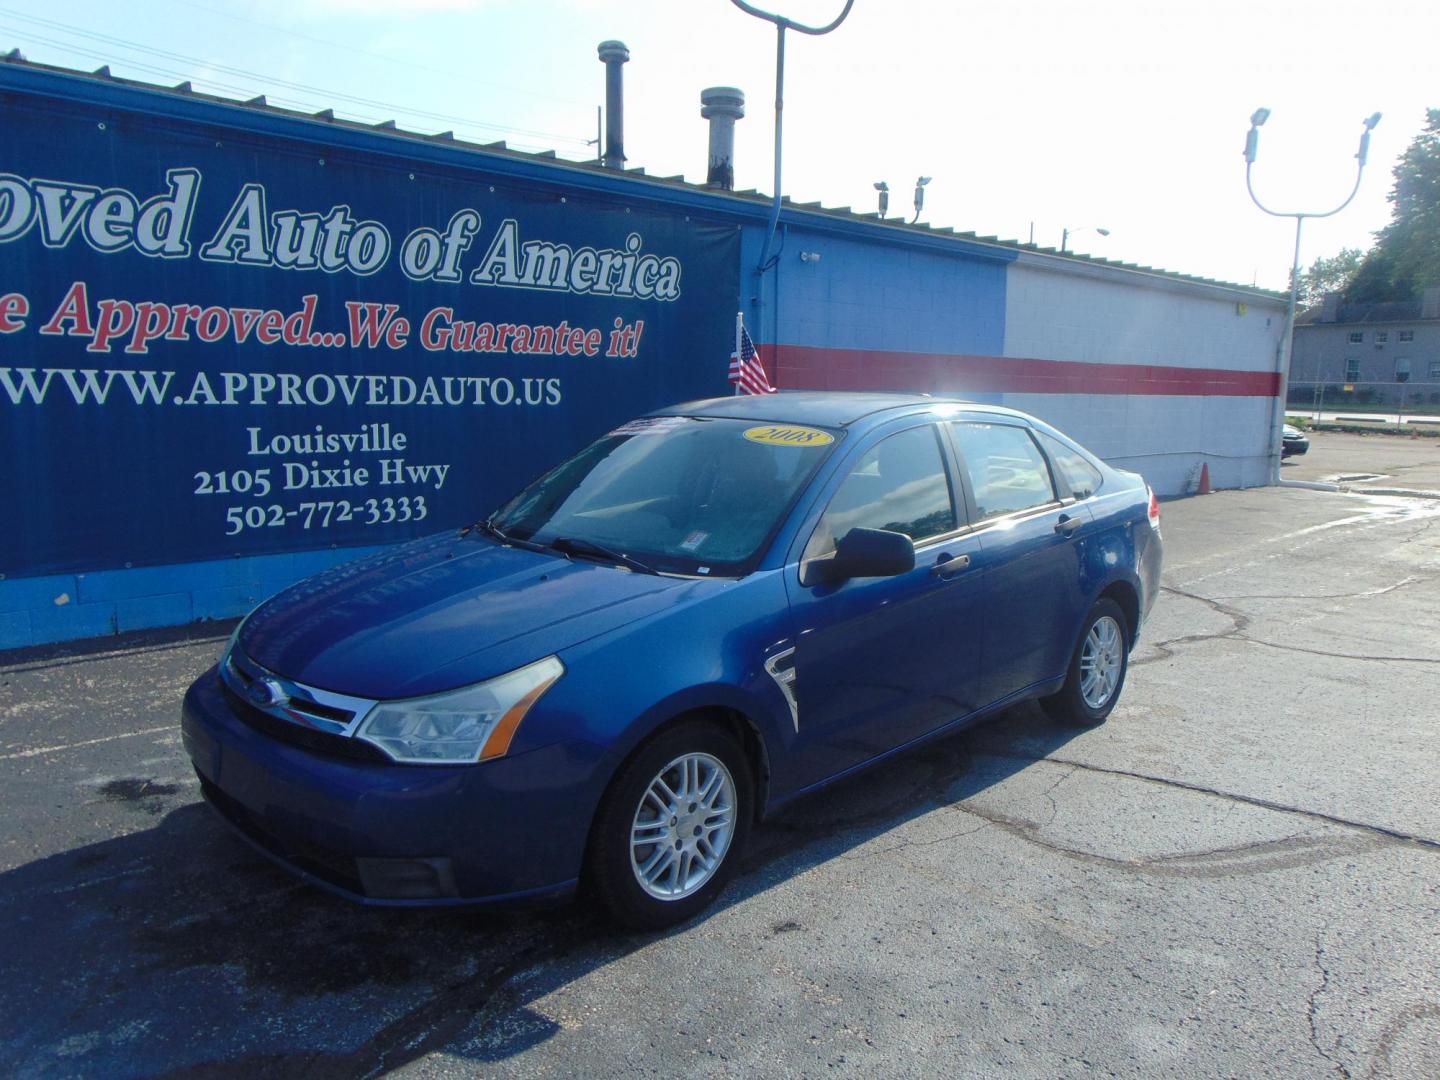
1, 431, 1438, 1078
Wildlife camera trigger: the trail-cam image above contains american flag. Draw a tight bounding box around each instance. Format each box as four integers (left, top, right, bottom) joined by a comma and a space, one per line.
728, 322, 777, 395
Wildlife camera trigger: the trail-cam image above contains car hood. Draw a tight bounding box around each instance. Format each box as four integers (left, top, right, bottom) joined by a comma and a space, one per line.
238, 532, 704, 698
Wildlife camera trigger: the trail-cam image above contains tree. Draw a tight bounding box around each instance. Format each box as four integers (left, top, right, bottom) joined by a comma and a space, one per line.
1294, 248, 1363, 306
1348, 108, 1440, 304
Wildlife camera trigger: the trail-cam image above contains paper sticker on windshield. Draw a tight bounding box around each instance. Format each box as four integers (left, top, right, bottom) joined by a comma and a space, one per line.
679, 530, 709, 552
743, 425, 834, 448
612, 417, 689, 437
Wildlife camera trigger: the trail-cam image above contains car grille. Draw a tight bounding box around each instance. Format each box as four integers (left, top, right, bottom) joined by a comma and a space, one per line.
219, 647, 390, 764
220, 683, 392, 764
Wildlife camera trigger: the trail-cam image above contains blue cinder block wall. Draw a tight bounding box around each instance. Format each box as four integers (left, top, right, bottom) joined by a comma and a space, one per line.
0, 547, 387, 650
771, 227, 1008, 355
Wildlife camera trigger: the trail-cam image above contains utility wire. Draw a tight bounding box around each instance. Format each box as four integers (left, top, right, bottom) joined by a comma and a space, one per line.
165, 0, 592, 110
0, 28, 586, 158
0, 7, 592, 148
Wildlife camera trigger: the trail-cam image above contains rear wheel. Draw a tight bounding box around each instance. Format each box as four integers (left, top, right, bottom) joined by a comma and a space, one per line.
1042, 598, 1130, 727
587, 721, 753, 930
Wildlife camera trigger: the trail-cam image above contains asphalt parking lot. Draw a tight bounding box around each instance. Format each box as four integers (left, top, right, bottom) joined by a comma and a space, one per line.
2, 431, 1438, 1079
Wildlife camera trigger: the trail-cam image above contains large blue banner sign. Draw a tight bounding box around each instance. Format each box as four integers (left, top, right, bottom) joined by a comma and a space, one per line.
0, 77, 740, 578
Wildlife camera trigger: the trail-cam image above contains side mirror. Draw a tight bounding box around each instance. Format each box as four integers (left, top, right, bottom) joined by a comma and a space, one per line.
808, 527, 915, 584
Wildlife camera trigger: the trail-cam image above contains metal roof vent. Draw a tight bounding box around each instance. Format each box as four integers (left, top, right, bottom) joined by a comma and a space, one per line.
700, 87, 744, 191
597, 40, 630, 169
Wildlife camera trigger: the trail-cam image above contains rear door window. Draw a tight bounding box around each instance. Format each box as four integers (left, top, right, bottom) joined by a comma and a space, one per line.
948, 422, 1058, 520
804, 424, 956, 560
1036, 431, 1104, 499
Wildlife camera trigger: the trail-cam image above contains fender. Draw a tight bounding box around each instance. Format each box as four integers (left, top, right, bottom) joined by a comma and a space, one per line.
521, 568, 799, 809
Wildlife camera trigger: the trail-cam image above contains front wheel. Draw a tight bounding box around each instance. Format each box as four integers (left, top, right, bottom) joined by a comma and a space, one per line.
1042, 598, 1130, 727
586, 721, 753, 930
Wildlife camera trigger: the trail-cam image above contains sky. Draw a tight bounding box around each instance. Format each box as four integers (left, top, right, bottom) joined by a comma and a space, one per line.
2, 0, 1435, 292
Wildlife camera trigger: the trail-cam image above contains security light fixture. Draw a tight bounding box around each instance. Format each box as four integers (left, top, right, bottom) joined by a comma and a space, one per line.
912, 176, 931, 223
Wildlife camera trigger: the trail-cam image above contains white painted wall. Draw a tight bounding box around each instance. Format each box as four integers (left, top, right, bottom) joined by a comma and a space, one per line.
1002, 258, 1285, 496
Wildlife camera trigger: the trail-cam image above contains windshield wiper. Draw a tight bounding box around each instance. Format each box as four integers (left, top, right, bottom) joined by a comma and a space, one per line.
464, 519, 550, 553
548, 536, 657, 575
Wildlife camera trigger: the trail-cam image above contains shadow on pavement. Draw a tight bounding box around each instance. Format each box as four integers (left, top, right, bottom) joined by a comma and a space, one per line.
0, 703, 1079, 1078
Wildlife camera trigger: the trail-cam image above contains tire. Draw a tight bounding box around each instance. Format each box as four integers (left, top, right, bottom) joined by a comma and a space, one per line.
586, 720, 754, 931
1042, 598, 1130, 727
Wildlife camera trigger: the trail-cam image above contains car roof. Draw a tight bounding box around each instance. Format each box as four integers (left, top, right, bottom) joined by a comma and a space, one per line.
656, 391, 1032, 428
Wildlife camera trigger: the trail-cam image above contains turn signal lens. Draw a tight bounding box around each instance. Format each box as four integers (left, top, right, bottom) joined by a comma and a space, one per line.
1147, 487, 1161, 531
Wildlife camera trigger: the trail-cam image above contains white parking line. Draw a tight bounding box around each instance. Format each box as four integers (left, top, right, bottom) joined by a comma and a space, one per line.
0, 725, 177, 762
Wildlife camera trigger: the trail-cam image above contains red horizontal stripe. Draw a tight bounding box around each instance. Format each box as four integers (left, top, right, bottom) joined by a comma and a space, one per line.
771, 345, 1280, 398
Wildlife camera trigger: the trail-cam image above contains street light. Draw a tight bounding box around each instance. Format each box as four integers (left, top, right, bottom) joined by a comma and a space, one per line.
728, 0, 855, 278
1244, 107, 1380, 485
912, 176, 931, 223
874, 181, 889, 217
1060, 225, 1110, 253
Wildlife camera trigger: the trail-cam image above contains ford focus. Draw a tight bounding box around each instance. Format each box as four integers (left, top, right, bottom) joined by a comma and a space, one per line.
182, 393, 1163, 928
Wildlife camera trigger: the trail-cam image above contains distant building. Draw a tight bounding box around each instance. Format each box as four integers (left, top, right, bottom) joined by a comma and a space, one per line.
1292, 287, 1440, 407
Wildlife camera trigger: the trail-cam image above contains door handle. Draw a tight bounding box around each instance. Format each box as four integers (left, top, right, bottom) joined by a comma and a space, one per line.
1055, 514, 1081, 536
931, 553, 971, 578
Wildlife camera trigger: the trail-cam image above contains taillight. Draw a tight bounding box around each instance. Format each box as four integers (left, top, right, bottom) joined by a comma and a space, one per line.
1147, 487, 1161, 531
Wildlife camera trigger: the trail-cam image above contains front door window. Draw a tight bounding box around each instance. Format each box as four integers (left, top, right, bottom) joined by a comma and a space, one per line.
803, 424, 956, 562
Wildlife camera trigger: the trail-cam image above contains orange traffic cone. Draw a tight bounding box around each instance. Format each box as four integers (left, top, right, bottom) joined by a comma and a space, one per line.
1197, 462, 1212, 495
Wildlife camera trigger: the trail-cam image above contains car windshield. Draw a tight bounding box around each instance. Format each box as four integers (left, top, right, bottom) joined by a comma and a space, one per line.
488, 415, 839, 576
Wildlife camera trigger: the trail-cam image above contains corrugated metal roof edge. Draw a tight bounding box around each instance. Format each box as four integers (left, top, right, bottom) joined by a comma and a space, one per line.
0, 52, 1286, 302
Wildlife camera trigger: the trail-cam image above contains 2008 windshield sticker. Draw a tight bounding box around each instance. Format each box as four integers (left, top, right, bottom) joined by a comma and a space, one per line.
742, 425, 834, 447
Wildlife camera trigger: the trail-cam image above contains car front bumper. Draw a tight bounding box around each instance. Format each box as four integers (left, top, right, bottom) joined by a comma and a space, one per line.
181, 666, 606, 906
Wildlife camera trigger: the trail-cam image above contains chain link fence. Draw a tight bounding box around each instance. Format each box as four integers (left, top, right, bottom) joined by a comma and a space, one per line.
1287, 379, 1440, 426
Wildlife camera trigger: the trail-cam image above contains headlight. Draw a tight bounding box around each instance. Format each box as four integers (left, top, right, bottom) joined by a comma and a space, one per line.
355, 656, 565, 765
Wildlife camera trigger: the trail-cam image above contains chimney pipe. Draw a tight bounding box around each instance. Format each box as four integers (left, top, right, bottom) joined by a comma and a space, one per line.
597, 40, 629, 169
700, 87, 745, 190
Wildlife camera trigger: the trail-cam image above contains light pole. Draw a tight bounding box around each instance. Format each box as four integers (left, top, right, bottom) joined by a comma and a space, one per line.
1244, 107, 1381, 484
1060, 225, 1110, 253
728, 0, 855, 279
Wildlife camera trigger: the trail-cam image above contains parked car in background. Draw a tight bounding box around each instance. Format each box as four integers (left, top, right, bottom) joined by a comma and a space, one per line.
183, 393, 1163, 928
1282, 424, 1310, 457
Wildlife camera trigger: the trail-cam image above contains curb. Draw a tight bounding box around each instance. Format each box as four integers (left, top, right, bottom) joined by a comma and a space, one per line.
1344, 486, 1440, 501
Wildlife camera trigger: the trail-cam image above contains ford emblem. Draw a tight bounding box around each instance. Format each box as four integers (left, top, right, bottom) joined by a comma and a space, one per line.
247, 677, 284, 709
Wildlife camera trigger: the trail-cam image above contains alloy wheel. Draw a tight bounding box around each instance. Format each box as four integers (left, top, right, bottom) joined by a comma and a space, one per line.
1079, 614, 1123, 709
629, 752, 737, 901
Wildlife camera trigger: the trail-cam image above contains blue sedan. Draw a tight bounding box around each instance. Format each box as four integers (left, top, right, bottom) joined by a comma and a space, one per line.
183, 393, 1163, 928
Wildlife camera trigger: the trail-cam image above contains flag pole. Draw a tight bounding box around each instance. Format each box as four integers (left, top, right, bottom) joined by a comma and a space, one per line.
734, 310, 743, 396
